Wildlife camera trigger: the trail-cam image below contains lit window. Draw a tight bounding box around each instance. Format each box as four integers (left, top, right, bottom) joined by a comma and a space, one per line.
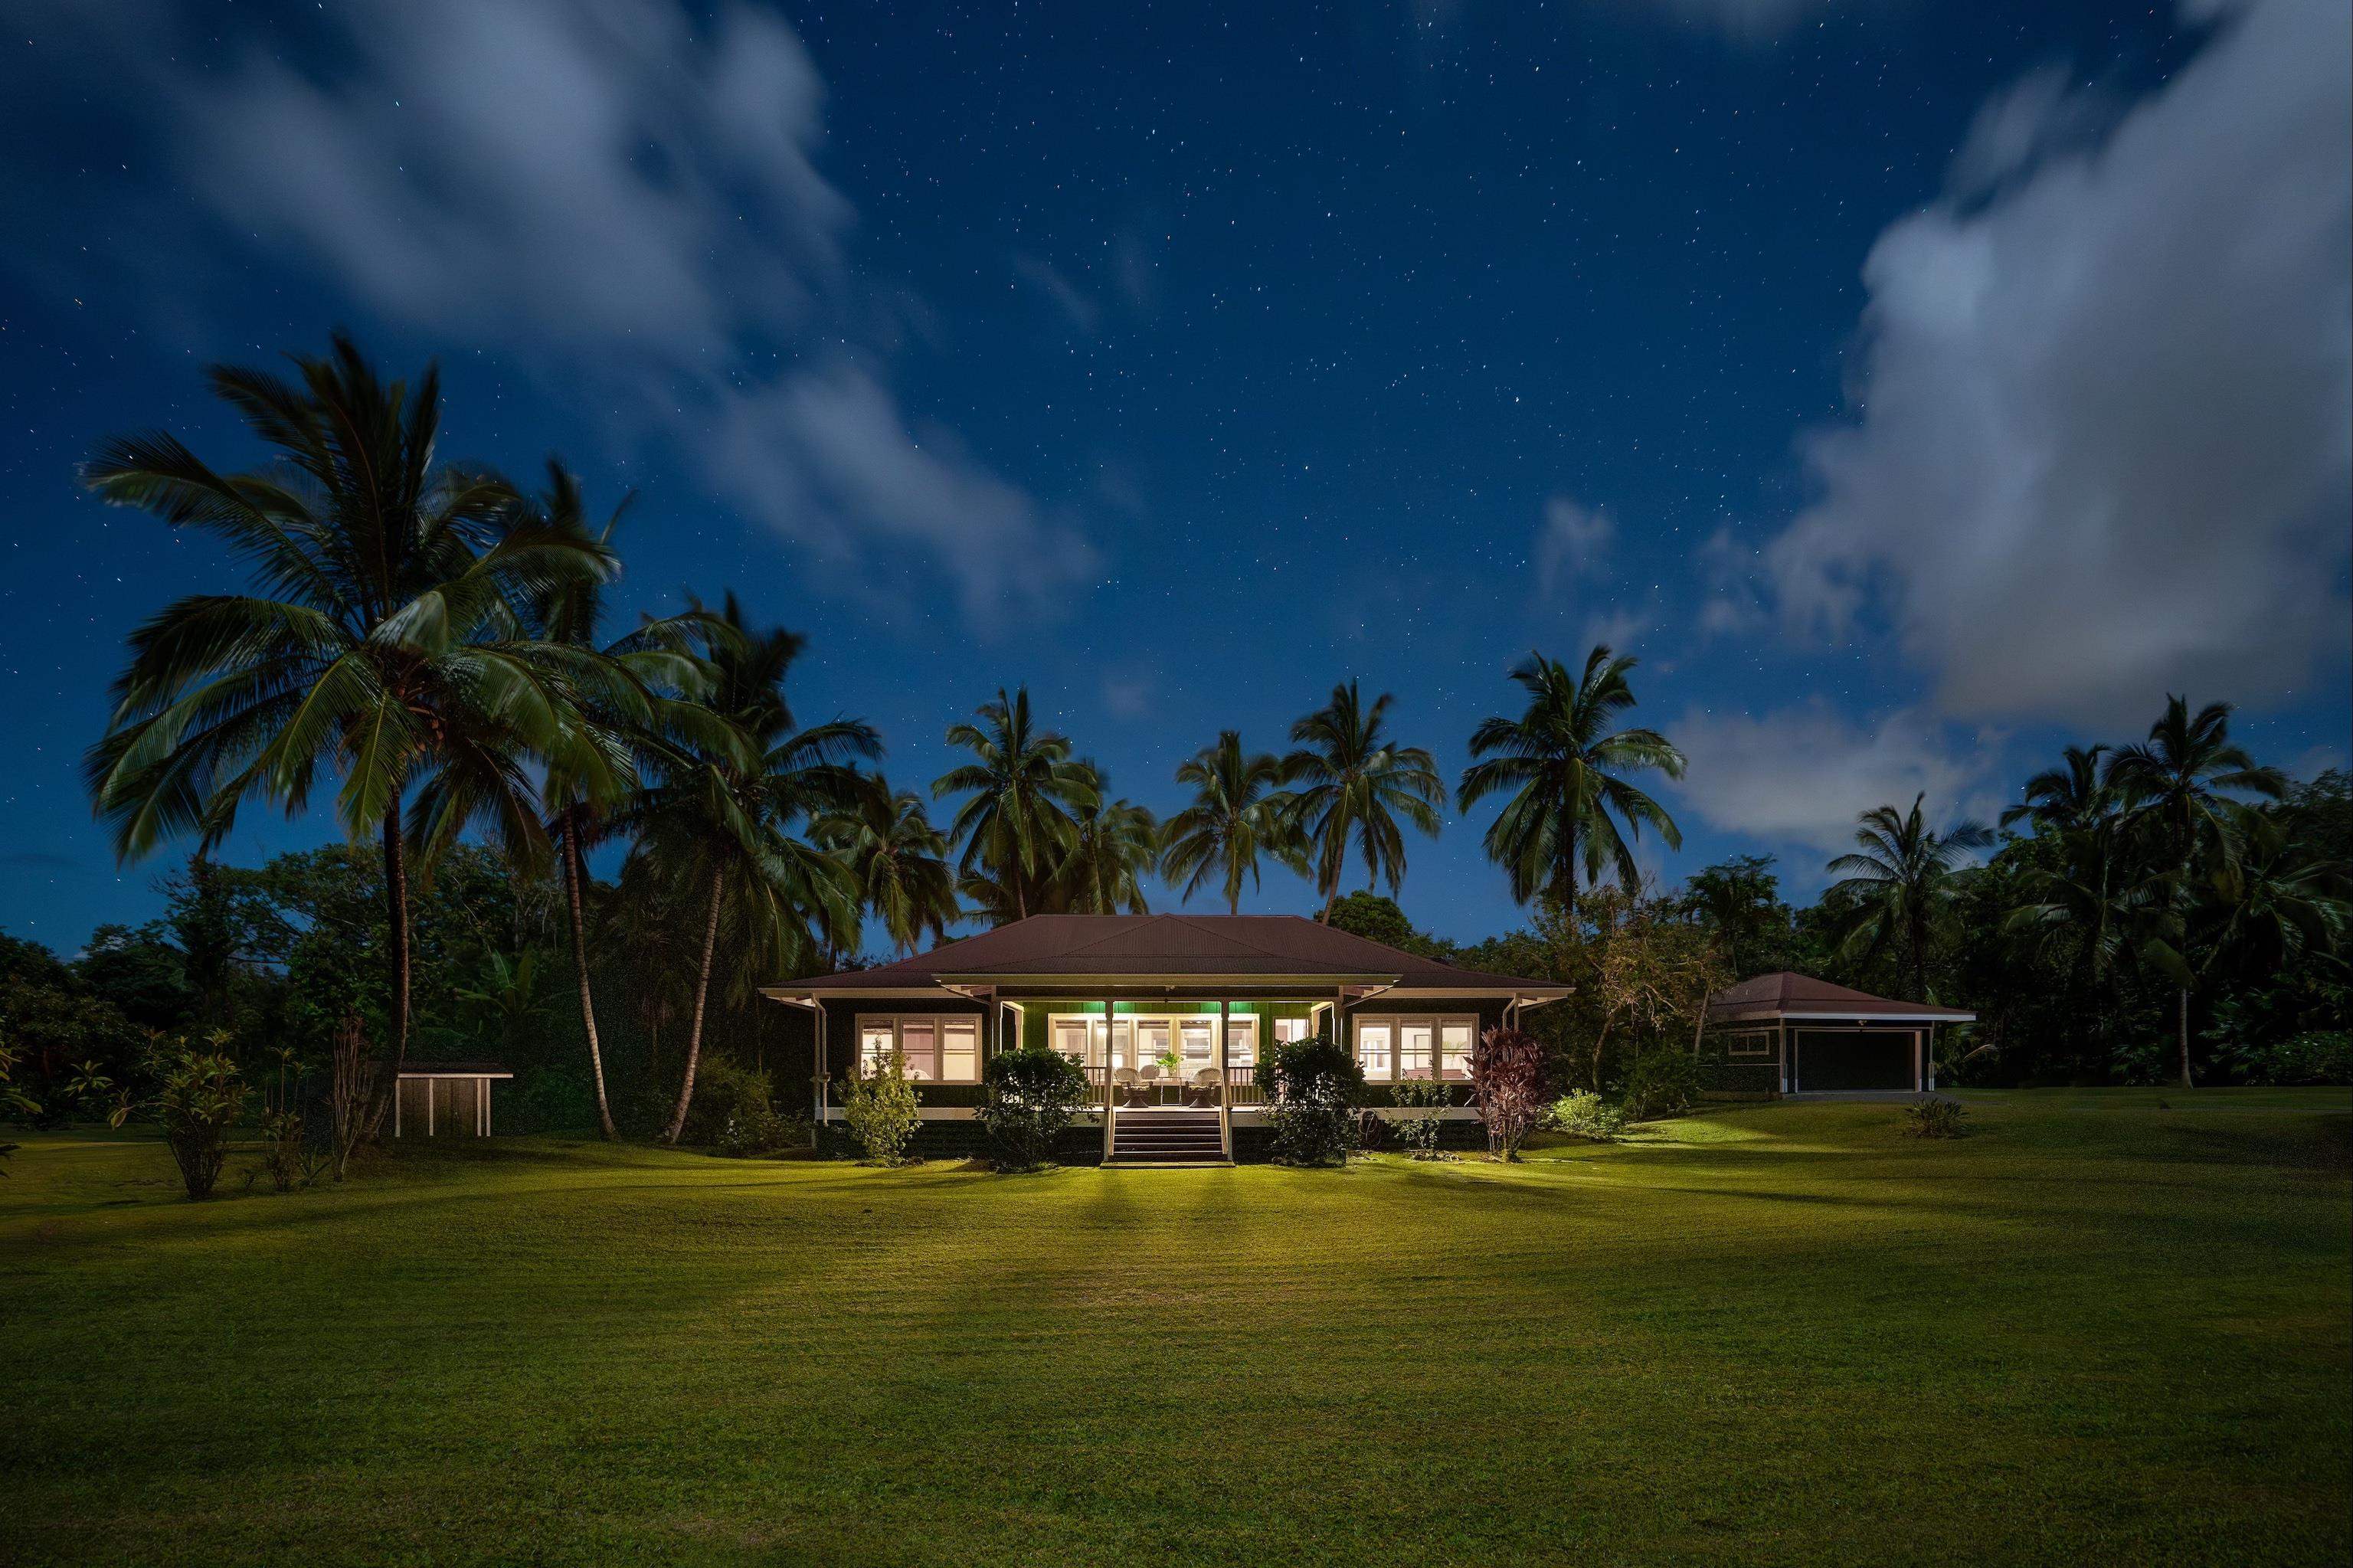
1399, 1023, 1435, 1079
1052, 1020, 1091, 1062
1274, 1016, 1309, 1044
855, 1015, 981, 1082
1226, 1019, 1258, 1066
1179, 1020, 1214, 1070
1357, 1022, 1394, 1081
1439, 1023, 1474, 1080
941, 1020, 979, 1082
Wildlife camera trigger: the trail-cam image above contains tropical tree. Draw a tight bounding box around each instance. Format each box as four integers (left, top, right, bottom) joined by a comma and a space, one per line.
2105, 696, 2288, 1084
1824, 794, 1994, 1002
80, 336, 610, 1114
814, 781, 961, 956
522, 463, 725, 1139
1283, 681, 1445, 920
619, 597, 874, 1143
2001, 744, 2113, 836
1049, 784, 1159, 915
933, 688, 1097, 922
1458, 647, 1685, 904
1158, 732, 1304, 913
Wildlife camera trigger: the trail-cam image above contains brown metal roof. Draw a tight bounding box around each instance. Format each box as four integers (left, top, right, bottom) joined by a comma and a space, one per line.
777, 913, 1568, 995
1706, 972, 1975, 1023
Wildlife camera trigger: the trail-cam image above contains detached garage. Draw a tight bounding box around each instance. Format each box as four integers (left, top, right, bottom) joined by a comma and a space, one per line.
1704, 973, 1974, 1095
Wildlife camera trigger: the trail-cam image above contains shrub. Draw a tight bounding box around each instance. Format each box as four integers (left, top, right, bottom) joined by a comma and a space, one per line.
1389, 1076, 1455, 1160
1259, 1032, 1364, 1167
842, 1049, 921, 1165
683, 1054, 790, 1150
152, 1046, 247, 1200
1547, 1089, 1626, 1142
976, 1047, 1090, 1172
716, 1098, 809, 1158
1619, 1046, 1700, 1121
1903, 1098, 1968, 1139
1470, 1025, 1545, 1160
2240, 1031, 2353, 1087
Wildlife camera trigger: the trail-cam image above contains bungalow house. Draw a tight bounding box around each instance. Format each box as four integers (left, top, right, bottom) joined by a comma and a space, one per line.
764, 912, 1569, 1164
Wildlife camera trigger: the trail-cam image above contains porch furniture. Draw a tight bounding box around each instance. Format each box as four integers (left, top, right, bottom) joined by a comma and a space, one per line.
1184, 1068, 1222, 1108
1112, 1066, 1150, 1107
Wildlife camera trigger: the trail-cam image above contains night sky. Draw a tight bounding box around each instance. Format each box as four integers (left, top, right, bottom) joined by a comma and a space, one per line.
2, 0, 2346, 954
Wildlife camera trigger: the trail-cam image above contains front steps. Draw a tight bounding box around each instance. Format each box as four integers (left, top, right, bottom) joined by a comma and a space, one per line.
1106, 1107, 1229, 1166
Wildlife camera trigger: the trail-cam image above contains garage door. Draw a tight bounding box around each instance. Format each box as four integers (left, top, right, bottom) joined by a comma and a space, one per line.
1792, 1030, 1916, 1092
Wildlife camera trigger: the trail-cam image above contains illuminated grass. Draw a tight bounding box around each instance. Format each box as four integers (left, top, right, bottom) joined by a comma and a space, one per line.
3, 1092, 2347, 1566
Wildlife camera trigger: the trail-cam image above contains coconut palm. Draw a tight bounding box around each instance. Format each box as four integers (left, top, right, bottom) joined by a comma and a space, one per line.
2105, 696, 2287, 1085
933, 687, 1098, 922
521, 463, 728, 1140
1824, 794, 1994, 1002
814, 781, 961, 957
80, 336, 609, 1109
1049, 784, 1160, 915
619, 597, 875, 1143
1158, 732, 1305, 913
1457, 647, 1684, 905
1282, 681, 1445, 920
2001, 743, 2113, 836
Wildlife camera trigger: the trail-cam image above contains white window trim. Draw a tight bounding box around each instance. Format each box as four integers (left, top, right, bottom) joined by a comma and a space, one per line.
1725, 1030, 1775, 1059
1043, 1011, 1268, 1071
1350, 1014, 1480, 1082
856, 1013, 983, 1084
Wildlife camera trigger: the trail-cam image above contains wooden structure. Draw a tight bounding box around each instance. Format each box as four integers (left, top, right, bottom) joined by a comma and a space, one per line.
1703, 974, 1974, 1095
391, 1062, 513, 1138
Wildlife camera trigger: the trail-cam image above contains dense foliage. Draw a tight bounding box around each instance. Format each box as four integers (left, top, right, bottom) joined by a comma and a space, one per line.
1258, 1031, 1365, 1166
976, 1047, 1091, 1171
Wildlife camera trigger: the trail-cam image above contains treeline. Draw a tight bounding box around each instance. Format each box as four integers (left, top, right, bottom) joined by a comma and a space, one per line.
4, 333, 2347, 1160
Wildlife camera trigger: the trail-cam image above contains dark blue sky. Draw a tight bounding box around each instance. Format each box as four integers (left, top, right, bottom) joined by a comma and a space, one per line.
3, 0, 2346, 954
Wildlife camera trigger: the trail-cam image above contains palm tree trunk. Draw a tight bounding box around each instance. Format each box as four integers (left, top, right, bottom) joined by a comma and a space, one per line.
561, 807, 618, 1141
363, 804, 412, 1138
2177, 987, 2193, 1088
663, 867, 726, 1144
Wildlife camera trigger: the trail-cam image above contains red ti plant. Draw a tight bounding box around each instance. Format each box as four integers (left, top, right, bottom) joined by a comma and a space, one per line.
1470, 1025, 1546, 1161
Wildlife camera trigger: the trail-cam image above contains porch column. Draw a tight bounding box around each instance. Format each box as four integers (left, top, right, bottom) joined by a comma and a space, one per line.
1216, 998, 1230, 1092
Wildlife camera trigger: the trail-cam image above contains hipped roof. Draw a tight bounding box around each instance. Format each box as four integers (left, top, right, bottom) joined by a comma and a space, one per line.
1706, 971, 1975, 1024
772, 913, 1568, 996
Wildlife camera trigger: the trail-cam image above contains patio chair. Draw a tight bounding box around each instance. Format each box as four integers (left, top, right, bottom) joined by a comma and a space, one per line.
1112, 1066, 1148, 1108
1185, 1067, 1222, 1108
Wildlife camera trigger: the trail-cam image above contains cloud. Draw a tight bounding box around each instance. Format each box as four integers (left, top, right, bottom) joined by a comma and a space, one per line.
1766, 0, 2352, 724
702, 362, 1097, 618
1694, 525, 1768, 639
1012, 252, 1101, 333
1534, 496, 1615, 595
22, 0, 1081, 627
1670, 702, 1998, 858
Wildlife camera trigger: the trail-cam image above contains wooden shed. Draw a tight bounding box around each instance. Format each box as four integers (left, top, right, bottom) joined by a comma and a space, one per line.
1704, 974, 1974, 1095
392, 1062, 513, 1138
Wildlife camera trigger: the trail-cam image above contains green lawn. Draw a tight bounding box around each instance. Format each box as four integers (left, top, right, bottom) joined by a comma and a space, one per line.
4, 1092, 2348, 1567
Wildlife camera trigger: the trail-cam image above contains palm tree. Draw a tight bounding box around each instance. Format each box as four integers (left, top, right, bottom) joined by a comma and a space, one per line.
2001, 744, 2112, 836
522, 463, 725, 1141
2106, 696, 2287, 1085
2005, 817, 2165, 1069
1282, 681, 1445, 920
933, 688, 1097, 922
80, 336, 608, 1113
1824, 794, 1994, 1002
814, 781, 961, 956
620, 597, 875, 1143
1159, 732, 1304, 913
1049, 783, 1159, 914
1457, 647, 1684, 904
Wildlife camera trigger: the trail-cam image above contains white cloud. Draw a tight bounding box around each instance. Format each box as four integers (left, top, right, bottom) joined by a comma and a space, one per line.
1669, 702, 1998, 858
1766, 0, 2352, 724
1534, 496, 1615, 595
702, 362, 1097, 620
26, 0, 1085, 626
1694, 525, 1768, 639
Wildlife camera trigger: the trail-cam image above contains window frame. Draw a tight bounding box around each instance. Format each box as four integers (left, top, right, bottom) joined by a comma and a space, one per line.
1724, 1030, 1775, 1059
1350, 1013, 1482, 1082
855, 1013, 983, 1083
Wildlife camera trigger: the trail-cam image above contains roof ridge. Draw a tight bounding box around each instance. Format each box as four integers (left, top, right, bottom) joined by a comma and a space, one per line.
1161, 911, 1310, 962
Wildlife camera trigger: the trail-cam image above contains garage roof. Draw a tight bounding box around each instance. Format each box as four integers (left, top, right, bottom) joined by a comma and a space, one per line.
1707, 971, 1975, 1024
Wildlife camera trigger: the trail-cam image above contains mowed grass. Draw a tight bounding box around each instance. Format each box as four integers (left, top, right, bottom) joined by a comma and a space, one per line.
3, 1092, 2348, 1568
